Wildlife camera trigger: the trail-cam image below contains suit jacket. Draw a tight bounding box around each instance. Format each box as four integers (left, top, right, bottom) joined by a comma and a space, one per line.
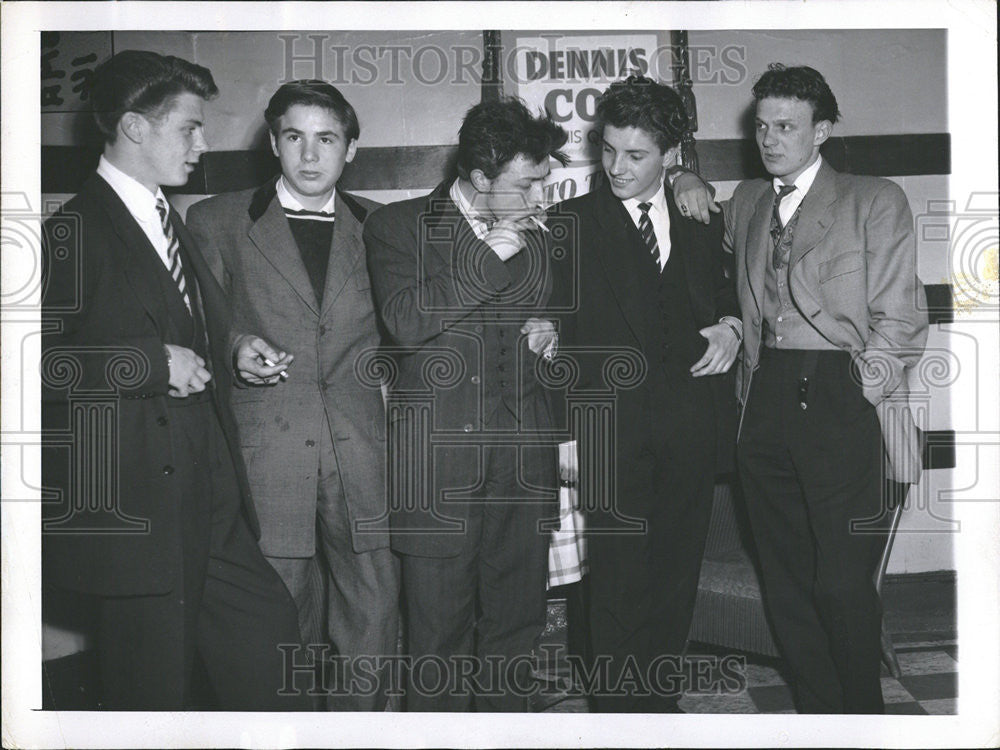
552, 180, 740, 472
725, 159, 928, 482
41, 173, 254, 596
364, 181, 559, 557
186, 182, 389, 556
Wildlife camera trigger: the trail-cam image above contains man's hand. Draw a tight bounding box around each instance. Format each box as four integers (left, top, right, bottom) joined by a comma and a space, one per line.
673, 171, 720, 225
520, 317, 557, 359
233, 334, 293, 385
690, 323, 739, 377
165, 344, 212, 397
484, 215, 541, 261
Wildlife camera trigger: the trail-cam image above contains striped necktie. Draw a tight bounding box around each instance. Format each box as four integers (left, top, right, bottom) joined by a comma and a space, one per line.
155, 197, 191, 312
638, 201, 661, 272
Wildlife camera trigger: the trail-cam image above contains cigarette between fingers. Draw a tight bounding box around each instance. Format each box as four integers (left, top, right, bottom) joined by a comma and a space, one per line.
529, 215, 550, 233
262, 357, 289, 380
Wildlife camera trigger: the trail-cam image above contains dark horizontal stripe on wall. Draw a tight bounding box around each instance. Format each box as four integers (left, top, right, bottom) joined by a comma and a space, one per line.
924, 284, 954, 325
923, 429, 956, 471
697, 133, 951, 182
41, 144, 459, 196
42, 133, 948, 195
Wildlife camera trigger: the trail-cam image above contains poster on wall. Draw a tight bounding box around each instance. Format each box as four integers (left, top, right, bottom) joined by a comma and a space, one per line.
504, 31, 671, 202
40, 31, 111, 111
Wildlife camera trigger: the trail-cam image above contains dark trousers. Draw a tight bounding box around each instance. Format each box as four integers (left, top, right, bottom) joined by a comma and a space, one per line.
400, 433, 552, 712
585, 373, 716, 712
97, 395, 310, 710
738, 348, 886, 714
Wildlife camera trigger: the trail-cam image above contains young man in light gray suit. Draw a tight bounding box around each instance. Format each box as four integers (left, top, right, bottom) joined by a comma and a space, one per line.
187, 81, 398, 711
677, 64, 928, 713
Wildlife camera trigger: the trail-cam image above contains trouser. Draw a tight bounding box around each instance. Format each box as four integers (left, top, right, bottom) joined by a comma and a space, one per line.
97, 395, 309, 710
585, 372, 717, 712
400, 407, 553, 712
266, 421, 400, 711
738, 348, 886, 714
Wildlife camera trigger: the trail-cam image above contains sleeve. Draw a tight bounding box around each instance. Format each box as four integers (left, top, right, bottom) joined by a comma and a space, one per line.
856, 180, 929, 404
364, 208, 514, 348
185, 200, 242, 364
42, 210, 171, 398
709, 209, 740, 321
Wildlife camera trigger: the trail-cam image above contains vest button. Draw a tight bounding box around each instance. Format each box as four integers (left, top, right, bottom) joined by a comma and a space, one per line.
306, 439, 316, 447
463, 424, 473, 432
319, 325, 328, 335
157, 416, 168, 426
471, 375, 481, 384
162, 465, 174, 475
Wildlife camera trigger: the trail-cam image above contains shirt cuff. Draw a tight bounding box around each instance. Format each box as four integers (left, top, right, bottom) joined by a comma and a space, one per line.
719, 316, 743, 342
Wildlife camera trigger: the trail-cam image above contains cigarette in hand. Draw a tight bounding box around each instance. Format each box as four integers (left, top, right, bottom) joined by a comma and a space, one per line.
262, 357, 289, 380
529, 215, 550, 233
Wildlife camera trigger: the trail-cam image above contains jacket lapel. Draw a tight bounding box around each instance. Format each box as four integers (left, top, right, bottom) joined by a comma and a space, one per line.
319, 190, 368, 319
789, 159, 838, 270
247, 186, 320, 315
744, 186, 774, 315
420, 181, 468, 273
87, 175, 172, 334
664, 185, 709, 321
591, 182, 652, 350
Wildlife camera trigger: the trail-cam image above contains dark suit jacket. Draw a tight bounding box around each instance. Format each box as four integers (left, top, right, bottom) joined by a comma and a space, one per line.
551, 180, 740, 473
41, 173, 254, 596
187, 183, 389, 556
364, 181, 559, 557
725, 160, 928, 482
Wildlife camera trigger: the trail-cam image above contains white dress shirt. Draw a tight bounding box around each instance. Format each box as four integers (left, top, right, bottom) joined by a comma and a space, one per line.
773, 154, 823, 225
276, 176, 337, 218
96, 155, 174, 272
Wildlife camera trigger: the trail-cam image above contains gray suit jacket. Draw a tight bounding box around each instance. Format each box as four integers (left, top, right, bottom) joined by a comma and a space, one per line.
187, 182, 389, 555
725, 159, 928, 482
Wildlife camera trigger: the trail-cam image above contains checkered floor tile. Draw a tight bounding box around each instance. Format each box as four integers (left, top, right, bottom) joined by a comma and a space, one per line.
536, 628, 958, 714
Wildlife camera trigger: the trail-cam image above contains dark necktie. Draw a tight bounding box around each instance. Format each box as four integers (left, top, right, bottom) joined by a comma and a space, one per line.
155, 197, 191, 312
637, 201, 661, 272
770, 184, 797, 270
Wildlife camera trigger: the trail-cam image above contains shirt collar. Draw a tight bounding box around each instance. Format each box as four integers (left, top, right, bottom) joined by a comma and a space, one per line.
773, 155, 823, 197
449, 179, 491, 239
276, 176, 336, 215
623, 184, 668, 215
96, 154, 165, 223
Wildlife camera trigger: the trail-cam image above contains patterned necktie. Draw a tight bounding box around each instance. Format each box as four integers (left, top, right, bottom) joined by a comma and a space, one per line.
637, 201, 661, 272
770, 184, 797, 270
155, 197, 191, 312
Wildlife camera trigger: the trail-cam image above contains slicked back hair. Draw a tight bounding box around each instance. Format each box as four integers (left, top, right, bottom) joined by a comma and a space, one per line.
263, 80, 360, 141
91, 50, 218, 144
456, 97, 569, 181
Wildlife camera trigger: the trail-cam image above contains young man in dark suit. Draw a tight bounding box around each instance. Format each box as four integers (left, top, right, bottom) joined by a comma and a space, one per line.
41, 50, 309, 710
187, 81, 398, 711
550, 76, 741, 712
364, 99, 567, 711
